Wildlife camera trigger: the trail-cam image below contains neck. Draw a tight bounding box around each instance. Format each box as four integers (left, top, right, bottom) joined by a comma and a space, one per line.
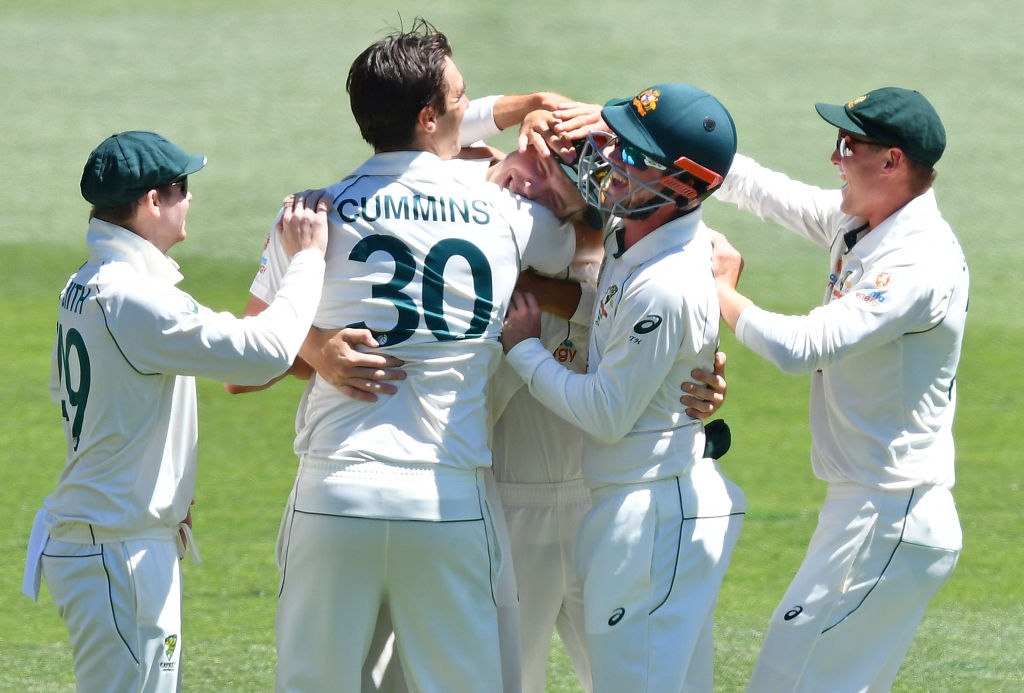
865, 190, 919, 230
621, 204, 693, 250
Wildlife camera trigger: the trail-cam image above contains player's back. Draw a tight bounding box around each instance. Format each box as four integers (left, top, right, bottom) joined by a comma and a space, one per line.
298, 151, 553, 471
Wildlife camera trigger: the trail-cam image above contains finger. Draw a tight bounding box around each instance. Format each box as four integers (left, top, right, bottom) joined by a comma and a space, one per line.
307, 189, 332, 212
688, 368, 725, 390
684, 406, 712, 421
517, 130, 530, 154
339, 378, 399, 395
529, 130, 551, 157
714, 351, 727, 376
338, 385, 379, 403
354, 366, 406, 382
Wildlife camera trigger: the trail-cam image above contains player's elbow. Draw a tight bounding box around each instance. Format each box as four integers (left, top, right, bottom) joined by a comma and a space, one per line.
588, 419, 631, 445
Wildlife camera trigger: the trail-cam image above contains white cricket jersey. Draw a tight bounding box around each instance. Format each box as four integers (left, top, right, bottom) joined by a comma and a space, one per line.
506, 213, 718, 488
251, 151, 573, 517
491, 260, 599, 484
716, 154, 969, 489
43, 219, 324, 535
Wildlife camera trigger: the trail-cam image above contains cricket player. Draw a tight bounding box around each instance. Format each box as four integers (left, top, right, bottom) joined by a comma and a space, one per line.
22, 130, 329, 693
711, 86, 967, 692
501, 83, 747, 693
289, 98, 731, 693
253, 22, 575, 693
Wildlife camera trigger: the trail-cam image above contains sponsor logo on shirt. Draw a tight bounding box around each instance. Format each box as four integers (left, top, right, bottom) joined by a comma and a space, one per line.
553, 339, 578, 364
784, 605, 803, 621
874, 272, 891, 287
855, 290, 886, 306
629, 314, 663, 345
633, 314, 662, 334
829, 269, 854, 300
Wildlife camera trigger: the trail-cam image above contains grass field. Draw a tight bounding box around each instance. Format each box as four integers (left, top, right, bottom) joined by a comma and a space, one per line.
2, 1, 1022, 691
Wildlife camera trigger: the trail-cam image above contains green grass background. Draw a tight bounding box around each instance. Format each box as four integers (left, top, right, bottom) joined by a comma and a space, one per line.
2, 1, 1021, 690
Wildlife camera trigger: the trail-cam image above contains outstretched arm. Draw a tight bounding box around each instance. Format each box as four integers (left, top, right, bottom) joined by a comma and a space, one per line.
711, 230, 754, 332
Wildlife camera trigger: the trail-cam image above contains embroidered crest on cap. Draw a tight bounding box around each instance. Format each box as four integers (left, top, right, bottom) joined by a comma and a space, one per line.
632, 89, 660, 117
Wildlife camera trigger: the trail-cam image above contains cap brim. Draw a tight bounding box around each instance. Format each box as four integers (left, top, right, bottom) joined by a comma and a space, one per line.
182, 154, 207, 177
601, 97, 667, 161
814, 103, 866, 136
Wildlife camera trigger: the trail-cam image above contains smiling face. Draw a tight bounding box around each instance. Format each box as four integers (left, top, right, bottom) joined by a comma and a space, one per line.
831, 130, 893, 220
486, 147, 587, 219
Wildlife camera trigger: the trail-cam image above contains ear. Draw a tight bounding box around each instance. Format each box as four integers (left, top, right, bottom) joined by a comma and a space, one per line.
418, 104, 438, 135
882, 147, 905, 173
141, 189, 161, 214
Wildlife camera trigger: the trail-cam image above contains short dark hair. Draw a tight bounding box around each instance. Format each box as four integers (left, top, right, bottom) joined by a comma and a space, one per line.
347, 18, 453, 152
89, 185, 177, 226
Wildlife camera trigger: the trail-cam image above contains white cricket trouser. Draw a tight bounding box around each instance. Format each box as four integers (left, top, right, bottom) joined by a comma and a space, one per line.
576, 459, 746, 693
359, 469, 522, 693
40, 525, 184, 693
499, 479, 593, 693
747, 483, 962, 693
274, 498, 505, 693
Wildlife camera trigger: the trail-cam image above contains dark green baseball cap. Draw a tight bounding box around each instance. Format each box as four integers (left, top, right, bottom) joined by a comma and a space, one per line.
815, 87, 946, 167
80, 131, 207, 207
601, 83, 737, 186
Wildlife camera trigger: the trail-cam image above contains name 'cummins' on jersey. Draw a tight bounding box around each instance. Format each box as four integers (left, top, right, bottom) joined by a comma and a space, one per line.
252, 151, 574, 484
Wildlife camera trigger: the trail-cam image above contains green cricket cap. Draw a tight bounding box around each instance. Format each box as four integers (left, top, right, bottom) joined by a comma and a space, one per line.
601, 83, 737, 185
80, 131, 207, 207
815, 87, 946, 167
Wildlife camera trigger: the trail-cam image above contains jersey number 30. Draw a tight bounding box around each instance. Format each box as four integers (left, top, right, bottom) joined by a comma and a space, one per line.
56, 323, 91, 451
347, 235, 494, 346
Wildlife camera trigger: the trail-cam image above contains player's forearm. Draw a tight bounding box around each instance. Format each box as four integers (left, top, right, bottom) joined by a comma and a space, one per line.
492, 92, 569, 131
717, 284, 754, 333
516, 271, 582, 320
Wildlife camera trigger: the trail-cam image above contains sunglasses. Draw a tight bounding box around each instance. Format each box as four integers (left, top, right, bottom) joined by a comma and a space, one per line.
620, 143, 667, 171
836, 133, 887, 158
163, 176, 188, 196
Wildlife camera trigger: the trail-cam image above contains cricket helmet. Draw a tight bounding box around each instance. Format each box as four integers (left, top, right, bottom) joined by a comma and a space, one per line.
576, 83, 736, 219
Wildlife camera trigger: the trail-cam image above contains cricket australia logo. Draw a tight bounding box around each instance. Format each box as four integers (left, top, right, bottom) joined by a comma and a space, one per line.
632, 89, 660, 117
597, 284, 619, 323
159, 634, 178, 672
164, 634, 177, 661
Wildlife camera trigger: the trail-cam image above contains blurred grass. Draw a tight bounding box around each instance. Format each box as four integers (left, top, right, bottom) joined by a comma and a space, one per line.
2, 1, 1022, 691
